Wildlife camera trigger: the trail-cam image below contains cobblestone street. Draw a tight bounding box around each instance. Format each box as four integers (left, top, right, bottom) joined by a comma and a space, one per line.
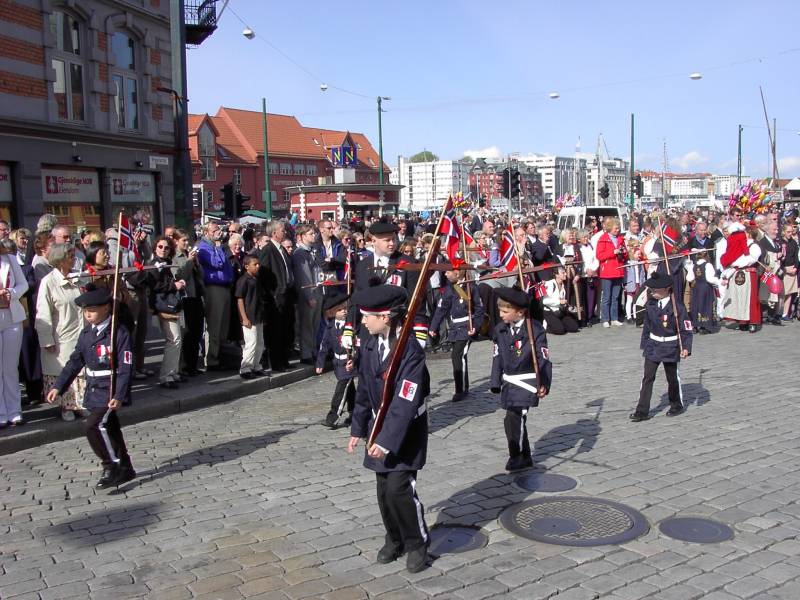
2, 323, 800, 600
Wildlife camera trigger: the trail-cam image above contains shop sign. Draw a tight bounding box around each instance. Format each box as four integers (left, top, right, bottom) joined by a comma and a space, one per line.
41, 168, 99, 202
109, 172, 156, 204
0, 165, 11, 203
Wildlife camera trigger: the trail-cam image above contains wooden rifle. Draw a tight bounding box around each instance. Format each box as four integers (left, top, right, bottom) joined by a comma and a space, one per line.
656, 216, 685, 355
509, 230, 541, 385
476, 259, 580, 282
367, 201, 449, 449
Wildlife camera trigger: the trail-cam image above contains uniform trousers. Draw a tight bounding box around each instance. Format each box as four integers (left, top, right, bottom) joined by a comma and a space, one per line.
504, 407, 531, 459
204, 284, 230, 367
376, 470, 429, 552
126, 288, 150, 371
634, 359, 683, 416
158, 315, 182, 383
240, 322, 265, 374
180, 297, 204, 372
327, 378, 355, 419
0, 321, 23, 423
85, 408, 131, 468
451, 339, 471, 394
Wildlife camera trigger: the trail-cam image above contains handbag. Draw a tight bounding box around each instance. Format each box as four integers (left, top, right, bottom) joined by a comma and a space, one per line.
153, 288, 185, 315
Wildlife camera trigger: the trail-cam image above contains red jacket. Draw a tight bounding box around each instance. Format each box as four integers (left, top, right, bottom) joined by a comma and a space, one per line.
595, 232, 628, 279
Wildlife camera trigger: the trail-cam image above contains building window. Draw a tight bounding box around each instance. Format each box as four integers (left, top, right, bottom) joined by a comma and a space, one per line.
205, 190, 213, 207
200, 158, 215, 181
293, 164, 305, 175
269, 162, 278, 175
198, 124, 215, 181
233, 168, 241, 190
283, 190, 290, 203
279, 163, 291, 175
306, 164, 317, 176
110, 32, 139, 130
49, 11, 85, 121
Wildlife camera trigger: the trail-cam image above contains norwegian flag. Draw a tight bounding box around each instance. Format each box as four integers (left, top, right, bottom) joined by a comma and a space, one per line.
343, 246, 352, 283
660, 222, 679, 254
440, 204, 461, 263
760, 270, 773, 284
532, 281, 547, 300
463, 227, 487, 259
118, 214, 141, 261
499, 225, 518, 272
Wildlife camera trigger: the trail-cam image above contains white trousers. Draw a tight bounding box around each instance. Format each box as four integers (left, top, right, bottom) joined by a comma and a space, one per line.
240, 323, 265, 373
159, 316, 182, 383
0, 322, 23, 422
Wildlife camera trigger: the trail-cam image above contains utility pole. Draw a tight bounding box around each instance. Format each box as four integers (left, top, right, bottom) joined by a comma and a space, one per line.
737, 124, 743, 185
169, 0, 191, 227
629, 113, 635, 209
773, 117, 778, 181
261, 98, 272, 220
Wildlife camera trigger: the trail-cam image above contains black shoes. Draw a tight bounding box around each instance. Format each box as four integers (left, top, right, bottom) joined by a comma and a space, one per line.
114, 465, 136, 486
240, 372, 254, 380
748, 324, 758, 333
629, 412, 650, 422
159, 381, 178, 389
96, 466, 118, 489
666, 406, 685, 417
323, 413, 338, 428
406, 544, 429, 573
451, 392, 465, 402
376, 542, 403, 564
505, 455, 534, 472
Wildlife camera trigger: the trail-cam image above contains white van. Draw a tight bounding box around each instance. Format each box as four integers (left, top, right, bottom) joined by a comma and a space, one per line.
556, 206, 629, 233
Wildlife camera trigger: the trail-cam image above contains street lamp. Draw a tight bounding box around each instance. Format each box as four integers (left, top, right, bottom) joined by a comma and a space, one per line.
548, 92, 560, 99
689, 72, 702, 80
377, 96, 391, 186
242, 28, 255, 39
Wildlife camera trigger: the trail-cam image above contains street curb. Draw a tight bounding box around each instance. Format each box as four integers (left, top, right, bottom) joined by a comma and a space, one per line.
0, 366, 316, 456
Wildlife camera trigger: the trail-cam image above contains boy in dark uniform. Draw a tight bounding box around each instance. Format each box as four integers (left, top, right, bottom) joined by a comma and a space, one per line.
429, 268, 485, 402
490, 288, 552, 472
347, 285, 431, 573
46, 287, 136, 488
630, 272, 693, 422
316, 292, 356, 428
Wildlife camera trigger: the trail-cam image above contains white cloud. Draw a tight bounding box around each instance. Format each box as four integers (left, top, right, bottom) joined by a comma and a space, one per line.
672, 150, 709, 171
463, 146, 502, 160
777, 156, 800, 174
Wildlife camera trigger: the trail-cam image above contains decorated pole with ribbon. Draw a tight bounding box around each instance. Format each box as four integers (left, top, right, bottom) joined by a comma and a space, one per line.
367, 198, 450, 450
509, 227, 541, 384
655, 216, 684, 355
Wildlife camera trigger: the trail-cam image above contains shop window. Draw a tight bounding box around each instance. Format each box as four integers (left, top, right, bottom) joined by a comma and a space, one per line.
49, 10, 85, 122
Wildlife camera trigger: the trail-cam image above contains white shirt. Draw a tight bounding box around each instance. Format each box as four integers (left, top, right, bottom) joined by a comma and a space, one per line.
94, 316, 111, 336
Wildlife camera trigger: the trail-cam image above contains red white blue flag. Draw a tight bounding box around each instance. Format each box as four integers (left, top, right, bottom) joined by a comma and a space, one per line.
499, 225, 518, 272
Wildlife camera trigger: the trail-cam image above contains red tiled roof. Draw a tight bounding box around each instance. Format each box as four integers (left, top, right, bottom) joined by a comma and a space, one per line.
215, 107, 322, 160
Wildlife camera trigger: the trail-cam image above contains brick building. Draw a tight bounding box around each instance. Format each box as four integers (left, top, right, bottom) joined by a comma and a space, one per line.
188, 107, 397, 220
0, 0, 177, 232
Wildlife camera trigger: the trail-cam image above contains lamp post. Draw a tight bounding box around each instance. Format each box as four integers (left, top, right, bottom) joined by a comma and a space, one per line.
261, 98, 272, 220
377, 96, 390, 186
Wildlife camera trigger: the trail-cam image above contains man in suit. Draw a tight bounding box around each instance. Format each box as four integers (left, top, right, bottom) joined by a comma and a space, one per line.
688, 221, 713, 263
259, 220, 295, 372
528, 225, 558, 282
292, 224, 321, 365
354, 221, 418, 293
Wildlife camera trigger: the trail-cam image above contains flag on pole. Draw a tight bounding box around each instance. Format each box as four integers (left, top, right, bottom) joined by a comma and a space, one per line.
532, 280, 547, 300
463, 228, 487, 259
499, 225, 518, 272
440, 195, 461, 263
660, 222, 679, 254
118, 214, 141, 261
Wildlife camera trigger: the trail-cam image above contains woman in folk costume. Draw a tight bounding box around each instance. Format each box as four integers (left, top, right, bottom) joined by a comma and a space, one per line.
719, 221, 762, 332
685, 250, 720, 334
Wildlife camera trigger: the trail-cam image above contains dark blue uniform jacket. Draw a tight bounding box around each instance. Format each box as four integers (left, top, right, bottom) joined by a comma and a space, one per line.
429, 282, 484, 342
351, 334, 429, 473
316, 318, 355, 381
490, 319, 552, 409
640, 296, 693, 363
54, 322, 133, 408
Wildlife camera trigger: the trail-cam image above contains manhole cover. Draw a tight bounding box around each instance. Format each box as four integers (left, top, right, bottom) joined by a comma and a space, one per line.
499, 496, 649, 546
515, 472, 577, 493
428, 525, 488, 555
658, 517, 733, 543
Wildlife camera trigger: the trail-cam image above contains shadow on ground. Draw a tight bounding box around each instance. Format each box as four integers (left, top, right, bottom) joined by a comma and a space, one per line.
49, 501, 163, 547
652, 369, 712, 415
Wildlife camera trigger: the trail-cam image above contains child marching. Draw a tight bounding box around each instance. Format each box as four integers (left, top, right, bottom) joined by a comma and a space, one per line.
428, 268, 484, 402
316, 292, 357, 428
490, 287, 552, 472
629, 272, 693, 422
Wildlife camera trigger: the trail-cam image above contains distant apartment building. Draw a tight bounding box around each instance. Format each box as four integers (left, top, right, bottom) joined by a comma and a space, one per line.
395, 156, 471, 212
513, 154, 588, 204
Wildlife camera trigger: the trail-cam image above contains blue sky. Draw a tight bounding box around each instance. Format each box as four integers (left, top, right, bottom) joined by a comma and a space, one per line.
186, 0, 800, 177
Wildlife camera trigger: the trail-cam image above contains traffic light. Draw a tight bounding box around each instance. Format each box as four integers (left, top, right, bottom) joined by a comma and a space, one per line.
599, 183, 610, 200
501, 168, 510, 199
511, 170, 522, 198
479, 195, 486, 208
221, 183, 234, 218
235, 192, 250, 217
635, 175, 643, 197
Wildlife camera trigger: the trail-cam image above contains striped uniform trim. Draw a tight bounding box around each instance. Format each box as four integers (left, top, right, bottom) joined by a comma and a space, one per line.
99, 409, 120, 464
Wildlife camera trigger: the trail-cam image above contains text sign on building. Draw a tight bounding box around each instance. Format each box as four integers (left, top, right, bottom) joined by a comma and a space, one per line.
0, 165, 11, 203
149, 155, 169, 169
331, 145, 357, 167
109, 172, 156, 204
41, 168, 99, 202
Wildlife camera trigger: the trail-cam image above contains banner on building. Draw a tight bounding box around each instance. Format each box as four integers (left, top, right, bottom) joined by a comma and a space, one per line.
41, 168, 99, 203
0, 165, 11, 203
109, 172, 156, 204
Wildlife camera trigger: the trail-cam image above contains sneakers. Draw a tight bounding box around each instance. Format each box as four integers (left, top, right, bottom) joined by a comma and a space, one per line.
611, 320, 624, 327
602, 322, 611, 328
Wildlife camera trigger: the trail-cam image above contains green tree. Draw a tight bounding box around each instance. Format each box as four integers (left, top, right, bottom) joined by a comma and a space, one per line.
409, 150, 438, 162
461, 155, 475, 164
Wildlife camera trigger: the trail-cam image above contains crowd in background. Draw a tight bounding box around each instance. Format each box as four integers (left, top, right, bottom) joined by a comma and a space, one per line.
0, 201, 797, 429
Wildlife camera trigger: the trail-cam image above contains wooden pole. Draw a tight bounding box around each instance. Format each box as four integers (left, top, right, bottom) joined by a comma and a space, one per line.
108, 212, 124, 405
508, 226, 541, 382
655, 216, 684, 355
460, 211, 473, 333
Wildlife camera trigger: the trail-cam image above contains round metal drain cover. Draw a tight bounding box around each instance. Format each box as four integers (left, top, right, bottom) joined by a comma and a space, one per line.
659, 517, 733, 543
499, 496, 649, 547
429, 525, 488, 555
515, 472, 577, 493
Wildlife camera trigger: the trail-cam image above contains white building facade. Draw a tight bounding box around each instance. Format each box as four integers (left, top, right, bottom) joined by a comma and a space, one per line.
513, 154, 587, 205
396, 156, 471, 212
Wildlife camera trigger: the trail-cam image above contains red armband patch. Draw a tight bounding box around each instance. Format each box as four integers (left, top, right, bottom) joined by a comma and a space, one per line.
541, 347, 550, 360
123, 351, 133, 365
683, 320, 692, 331
399, 379, 417, 401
